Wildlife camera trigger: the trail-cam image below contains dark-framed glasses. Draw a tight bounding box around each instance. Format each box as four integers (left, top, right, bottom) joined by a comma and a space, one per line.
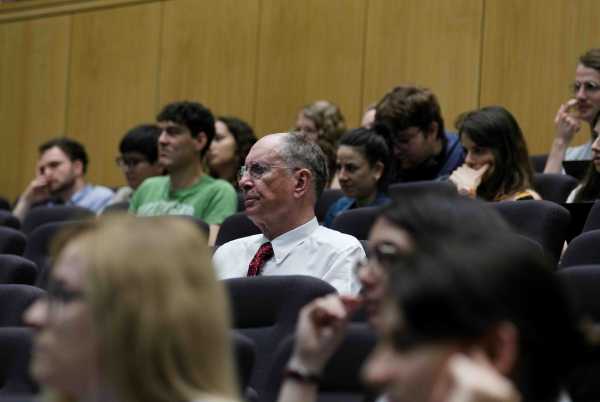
354, 241, 403, 278
115, 156, 148, 169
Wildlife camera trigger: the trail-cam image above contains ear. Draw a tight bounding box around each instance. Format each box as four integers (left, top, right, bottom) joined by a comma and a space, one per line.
193, 131, 208, 154
372, 161, 384, 182
292, 168, 312, 199
72, 159, 84, 177
480, 321, 519, 376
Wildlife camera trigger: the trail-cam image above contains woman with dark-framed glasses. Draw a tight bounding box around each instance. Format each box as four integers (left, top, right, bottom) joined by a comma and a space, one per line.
24, 215, 240, 402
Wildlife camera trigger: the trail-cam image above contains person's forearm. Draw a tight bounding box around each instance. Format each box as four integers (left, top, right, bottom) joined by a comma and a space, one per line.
543, 138, 569, 173
12, 197, 32, 221
277, 378, 319, 402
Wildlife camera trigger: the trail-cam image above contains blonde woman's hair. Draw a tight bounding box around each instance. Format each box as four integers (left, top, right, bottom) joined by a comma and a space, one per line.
301, 100, 346, 144
51, 215, 238, 402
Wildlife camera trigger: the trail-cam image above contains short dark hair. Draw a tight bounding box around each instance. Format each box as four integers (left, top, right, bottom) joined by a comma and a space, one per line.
375, 86, 445, 141
338, 128, 391, 193
216, 116, 257, 166
280, 133, 329, 200
156, 101, 215, 157
379, 192, 511, 252
387, 236, 581, 401
579, 48, 600, 72
119, 124, 161, 164
457, 106, 533, 201
39, 137, 89, 174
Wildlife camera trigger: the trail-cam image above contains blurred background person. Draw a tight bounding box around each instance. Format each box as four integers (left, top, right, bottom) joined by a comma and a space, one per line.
545, 48, 600, 173
450, 106, 540, 201
110, 124, 164, 205
294, 100, 346, 144
323, 128, 391, 227
207, 116, 257, 189
567, 110, 600, 202
25, 215, 240, 402
295, 101, 347, 188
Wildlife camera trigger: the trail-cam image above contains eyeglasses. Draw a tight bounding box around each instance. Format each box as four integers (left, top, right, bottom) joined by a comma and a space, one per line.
354, 241, 403, 278
238, 162, 292, 180
115, 156, 149, 169
571, 81, 600, 95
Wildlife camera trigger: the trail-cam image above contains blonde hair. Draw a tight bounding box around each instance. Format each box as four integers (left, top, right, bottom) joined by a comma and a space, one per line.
301, 100, 346, 144
51, 215, 239, 402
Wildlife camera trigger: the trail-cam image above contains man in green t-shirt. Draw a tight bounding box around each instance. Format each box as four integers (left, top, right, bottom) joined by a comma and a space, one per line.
130, 101, 237, 244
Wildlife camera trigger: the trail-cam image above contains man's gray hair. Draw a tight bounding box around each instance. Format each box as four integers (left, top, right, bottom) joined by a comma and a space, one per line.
278, 133, 329, 199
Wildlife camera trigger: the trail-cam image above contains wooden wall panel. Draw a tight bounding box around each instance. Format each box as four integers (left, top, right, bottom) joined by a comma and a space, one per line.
254, 0, 367, 135
480, 0, 600, 155
67, 2, 161, 188
0, 15, 70, 201
363, 0, 483, 132
159, 0, 259, 125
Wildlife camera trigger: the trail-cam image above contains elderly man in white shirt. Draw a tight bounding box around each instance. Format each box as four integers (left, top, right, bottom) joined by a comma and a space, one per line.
213, 132, 364, 295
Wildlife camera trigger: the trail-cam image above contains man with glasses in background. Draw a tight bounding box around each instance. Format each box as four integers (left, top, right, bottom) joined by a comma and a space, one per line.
545, 48, 600, 173
374, 85, 464, 182
107, 124, 164, 207
213, 132, 364, 295
129, 101, 237, 245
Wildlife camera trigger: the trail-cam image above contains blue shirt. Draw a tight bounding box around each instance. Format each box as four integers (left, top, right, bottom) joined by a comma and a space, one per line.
395, 132, 465, 182
42, 184, 114, 213
323, 192, 391, 227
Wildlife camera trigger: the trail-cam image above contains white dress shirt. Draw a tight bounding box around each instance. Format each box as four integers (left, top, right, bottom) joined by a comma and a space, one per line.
213, 217, 364, 295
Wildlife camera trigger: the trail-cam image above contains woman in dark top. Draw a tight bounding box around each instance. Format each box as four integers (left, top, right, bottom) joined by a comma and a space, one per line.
323, 128, 391, 227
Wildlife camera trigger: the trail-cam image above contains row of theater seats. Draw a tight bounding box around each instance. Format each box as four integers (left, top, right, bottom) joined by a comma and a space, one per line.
0, 270, 598, 402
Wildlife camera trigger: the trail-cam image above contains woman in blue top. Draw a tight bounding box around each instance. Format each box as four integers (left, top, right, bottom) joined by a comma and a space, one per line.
324, 128, 391, 227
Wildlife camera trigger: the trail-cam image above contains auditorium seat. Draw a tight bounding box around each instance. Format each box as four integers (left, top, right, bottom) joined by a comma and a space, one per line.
0, 210, 20, 230
0, 327, 38, 395
0, 227, 26, 256
21, 205, 93, 236
215, 212, 260, 247
330, 206, 380, 240
532, 173, 578, 203
530, 154, 548, 173
388, 180, 457, 199
560, 230, 600, 269
491, 200, 570, 267
582, 200, 600, 233
557, 265, 600, 401
0, 285, 45, 327
0, 255, 37, 286
224, 275, 336, 398
262, 323, 377, 402
315, 189, 344, 223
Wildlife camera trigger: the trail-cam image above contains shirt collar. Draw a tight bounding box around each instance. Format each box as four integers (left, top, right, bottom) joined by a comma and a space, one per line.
258, 217, 319, 264
69, 185, 92, 205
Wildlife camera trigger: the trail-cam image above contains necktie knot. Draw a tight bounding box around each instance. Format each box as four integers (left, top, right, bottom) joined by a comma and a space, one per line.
247, 242, 273, 277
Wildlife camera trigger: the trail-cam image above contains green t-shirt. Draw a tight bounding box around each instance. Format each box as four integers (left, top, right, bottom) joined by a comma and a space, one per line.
129, 175, 237, 225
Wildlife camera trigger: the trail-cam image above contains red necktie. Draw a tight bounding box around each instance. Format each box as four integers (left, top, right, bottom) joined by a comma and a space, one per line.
247, 242, 274, 277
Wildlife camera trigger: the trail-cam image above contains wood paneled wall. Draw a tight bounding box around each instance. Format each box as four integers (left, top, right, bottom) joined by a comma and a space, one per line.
1, 0, 599, 201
